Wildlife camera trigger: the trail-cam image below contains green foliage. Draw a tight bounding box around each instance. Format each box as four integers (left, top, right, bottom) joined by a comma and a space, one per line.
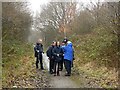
2, 40, 33, 87
71, 27, 118, 69
70, 27, 118, 88
2, 2, 33, 87
2, 40, 32, 62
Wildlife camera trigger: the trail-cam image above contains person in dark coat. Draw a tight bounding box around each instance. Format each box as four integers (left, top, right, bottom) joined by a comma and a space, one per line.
59, 41, 66, 71
34, 39, 44, 70
52, 41, 64, 76
62, 41, 74, 76
46, 41, 56, 74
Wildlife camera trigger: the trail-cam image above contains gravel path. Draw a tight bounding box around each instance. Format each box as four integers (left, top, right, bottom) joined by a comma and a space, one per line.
43, 54, 80, 88
11, 54, 102, 88
43, 54, 102, 88
49, 72, 80, 88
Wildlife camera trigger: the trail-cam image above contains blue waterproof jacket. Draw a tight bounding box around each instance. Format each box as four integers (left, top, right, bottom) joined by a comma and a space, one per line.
63, 42, 74, 61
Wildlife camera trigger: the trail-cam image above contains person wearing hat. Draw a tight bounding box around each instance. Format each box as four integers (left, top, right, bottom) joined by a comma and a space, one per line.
34, 39, 44, 70
63, 38, 68, 44
59, 41, 66, 71
62, 41, 74, 76
62, 38, 75, 68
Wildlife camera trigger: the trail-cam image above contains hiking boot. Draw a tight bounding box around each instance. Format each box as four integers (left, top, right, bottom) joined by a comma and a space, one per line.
54, 74, 56, 76
41, 68, 44, 70
65, 74, 70, 76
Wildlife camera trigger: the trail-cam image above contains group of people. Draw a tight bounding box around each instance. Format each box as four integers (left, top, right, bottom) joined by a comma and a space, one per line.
34, 38, 74, 76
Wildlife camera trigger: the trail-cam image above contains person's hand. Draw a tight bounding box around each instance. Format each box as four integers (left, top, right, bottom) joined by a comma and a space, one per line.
57, 54, 59, 57
37, 50, 39, 53
52, 56, 54, 59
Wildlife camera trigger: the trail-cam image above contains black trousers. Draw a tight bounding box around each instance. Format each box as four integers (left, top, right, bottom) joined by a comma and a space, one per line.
59, 59, 63, 71
36, 54, 44, 69
64, 59, 71, 75
54, 61, 60, 75
49, 58, 54, 73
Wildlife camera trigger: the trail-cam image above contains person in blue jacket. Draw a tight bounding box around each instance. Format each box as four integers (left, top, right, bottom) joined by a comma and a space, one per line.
63, 41, 74, 76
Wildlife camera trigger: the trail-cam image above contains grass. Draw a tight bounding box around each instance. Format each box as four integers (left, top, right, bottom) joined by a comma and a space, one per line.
2, 40, 51, 88
73, 60, 118, 88
2, 41, 35, 88
70, 27, 118, 88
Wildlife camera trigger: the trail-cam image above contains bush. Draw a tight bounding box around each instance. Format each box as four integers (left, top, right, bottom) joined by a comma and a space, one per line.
71, 27, 118, 69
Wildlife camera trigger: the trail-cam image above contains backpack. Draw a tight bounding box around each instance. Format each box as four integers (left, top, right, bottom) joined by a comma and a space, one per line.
46, 46, 54, 59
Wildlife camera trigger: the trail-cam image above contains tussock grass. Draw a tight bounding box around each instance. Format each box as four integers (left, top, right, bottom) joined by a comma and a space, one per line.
2, 41, 34, 88
71, 27, 118, 88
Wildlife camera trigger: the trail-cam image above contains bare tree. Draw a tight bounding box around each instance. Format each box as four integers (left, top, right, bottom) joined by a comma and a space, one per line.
33, 2, 77, 44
